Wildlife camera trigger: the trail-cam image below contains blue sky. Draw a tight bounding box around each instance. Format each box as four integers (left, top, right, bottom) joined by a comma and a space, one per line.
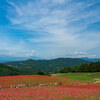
0, 0, 100, 59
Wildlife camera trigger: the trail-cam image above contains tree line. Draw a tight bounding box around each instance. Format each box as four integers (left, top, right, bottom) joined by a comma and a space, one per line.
0, 61, 100, 76
59, 61, 100, 73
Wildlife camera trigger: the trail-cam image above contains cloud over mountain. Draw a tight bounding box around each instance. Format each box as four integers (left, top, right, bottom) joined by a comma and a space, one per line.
0, 0, 100, 58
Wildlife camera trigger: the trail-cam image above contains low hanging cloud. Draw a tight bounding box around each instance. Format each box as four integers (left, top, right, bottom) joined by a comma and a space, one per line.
3, 0, 100, 58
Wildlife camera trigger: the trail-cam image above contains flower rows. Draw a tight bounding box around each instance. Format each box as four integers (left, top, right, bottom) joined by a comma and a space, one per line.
0, 75, 100, 100
0, 75, 82, 87
0, 86, 100, 100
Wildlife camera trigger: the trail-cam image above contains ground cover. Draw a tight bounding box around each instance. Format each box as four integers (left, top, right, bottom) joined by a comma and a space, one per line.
52, 72, 100, 82
0, 75, 82, 88
0, 85, 100, 100
0, 74, 100, 100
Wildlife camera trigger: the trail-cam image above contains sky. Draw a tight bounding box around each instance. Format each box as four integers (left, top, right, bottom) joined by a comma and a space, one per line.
0, 0, 100, 59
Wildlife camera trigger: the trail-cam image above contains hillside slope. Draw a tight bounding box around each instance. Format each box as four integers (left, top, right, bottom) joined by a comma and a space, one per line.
81, 57, 100, 62
0, 63, 21, 76
6, 58, 91, 73
52, 72, 100, 81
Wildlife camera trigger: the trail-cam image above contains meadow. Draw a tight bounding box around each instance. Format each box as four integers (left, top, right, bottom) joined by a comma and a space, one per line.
0, 73, 100, 100
52, 72, 100, 82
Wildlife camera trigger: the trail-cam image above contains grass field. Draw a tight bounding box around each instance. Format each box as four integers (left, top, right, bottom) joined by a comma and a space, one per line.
52, 72, 100, 82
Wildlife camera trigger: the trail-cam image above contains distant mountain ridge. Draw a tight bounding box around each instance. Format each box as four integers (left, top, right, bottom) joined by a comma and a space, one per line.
0, 54, 99, 63
81, 57, 100, 62
6, 58, 91, 74
0, 55, 41, 62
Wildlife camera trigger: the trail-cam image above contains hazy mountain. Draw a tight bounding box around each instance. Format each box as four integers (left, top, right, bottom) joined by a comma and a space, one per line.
0, 55, 41, 62
6, 58, 91, 73
81, 57, 100, 62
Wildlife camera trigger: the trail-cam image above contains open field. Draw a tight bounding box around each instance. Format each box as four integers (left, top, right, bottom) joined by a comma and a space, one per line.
0, 74, 100, 100
52, 72, 100, 82
0, 75, 83, 88
0, 85, 100, 100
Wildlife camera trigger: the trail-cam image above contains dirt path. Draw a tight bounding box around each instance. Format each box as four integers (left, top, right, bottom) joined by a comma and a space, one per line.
94, 78, 100, 83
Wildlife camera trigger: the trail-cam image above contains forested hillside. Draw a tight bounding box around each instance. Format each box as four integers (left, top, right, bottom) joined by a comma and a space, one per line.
6, 58, 90, 73
0, 63, 21, 76
59, 61, 100, 73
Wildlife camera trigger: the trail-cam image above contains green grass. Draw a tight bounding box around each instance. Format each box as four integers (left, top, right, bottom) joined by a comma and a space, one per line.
52, 72, 100, 81
61, 98, 71, 100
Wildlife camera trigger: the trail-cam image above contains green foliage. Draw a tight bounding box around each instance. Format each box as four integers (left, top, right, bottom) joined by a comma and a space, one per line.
5, 58, 90, 74
59, 61, 100, 73
0, 63, 50, 76
0, 63, 22, 76
36, 71, 46, 75
59, 68, 73, 73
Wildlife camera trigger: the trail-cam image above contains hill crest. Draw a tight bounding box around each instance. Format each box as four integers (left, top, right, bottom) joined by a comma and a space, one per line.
5, 58, 91, 74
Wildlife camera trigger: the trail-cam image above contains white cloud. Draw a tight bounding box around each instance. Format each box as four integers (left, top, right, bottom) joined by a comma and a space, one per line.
73, 51, 87, 56
0, 35, 37, 57
0, 49, 37, 57
3, 0, 100, 58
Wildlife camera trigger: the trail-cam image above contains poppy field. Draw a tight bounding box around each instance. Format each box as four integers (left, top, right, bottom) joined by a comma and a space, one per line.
0, 75, 100, 100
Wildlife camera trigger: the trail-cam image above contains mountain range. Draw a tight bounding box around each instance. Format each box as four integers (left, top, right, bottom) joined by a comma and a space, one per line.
6, 58, 91, 74
81, 57, 100, 62
0, 55, 41, 62
0, 55, 100, 63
